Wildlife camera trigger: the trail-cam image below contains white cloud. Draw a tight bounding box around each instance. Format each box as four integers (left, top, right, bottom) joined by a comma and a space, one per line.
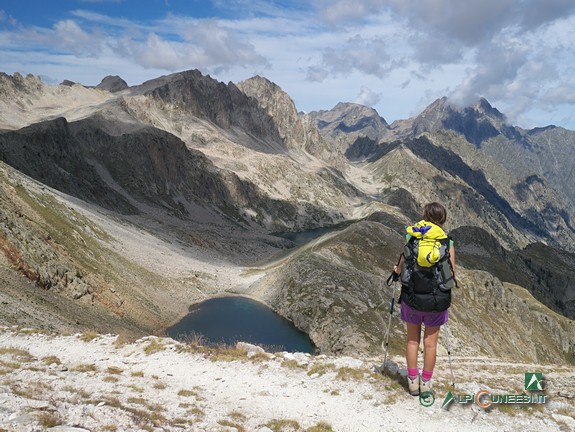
308, 34, 399, 80
71, 9, 145, 31
53, 20, 103, 56
354, 86, 381, 106
543, 85, 575, 105
121, 33, 186, 70
448, 39, 530, 108
312, 0, 384, 26
109, 26, 267, 74
519, 0, 575, 31
0, 9, 19, 26
305, 66, 329, 82
385, 0, 516, 46
1, 1, 575, 129
182, 20, 269, 70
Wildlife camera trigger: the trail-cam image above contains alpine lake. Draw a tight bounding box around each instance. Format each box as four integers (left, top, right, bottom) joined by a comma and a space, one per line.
166, 296, 316, 354
166, 225, 354, 353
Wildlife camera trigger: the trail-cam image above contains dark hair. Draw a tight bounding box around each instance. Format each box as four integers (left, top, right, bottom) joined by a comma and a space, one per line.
423, 202, 447, 226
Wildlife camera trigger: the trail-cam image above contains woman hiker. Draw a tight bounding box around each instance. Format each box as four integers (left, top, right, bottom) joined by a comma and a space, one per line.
392, 202, 456, 396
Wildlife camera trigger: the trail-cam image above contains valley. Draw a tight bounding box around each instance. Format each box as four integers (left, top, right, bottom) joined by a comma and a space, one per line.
0, 69, 574, 364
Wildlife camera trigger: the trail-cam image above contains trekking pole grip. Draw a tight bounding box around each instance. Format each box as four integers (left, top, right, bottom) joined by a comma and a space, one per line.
386, 271, 399, 286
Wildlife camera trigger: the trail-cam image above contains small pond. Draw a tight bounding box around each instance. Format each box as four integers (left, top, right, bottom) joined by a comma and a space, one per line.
272, 221, 352, 245
166, 296, 315, 354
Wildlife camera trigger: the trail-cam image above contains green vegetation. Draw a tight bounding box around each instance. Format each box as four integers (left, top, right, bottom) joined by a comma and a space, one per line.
42, 355, 61, 365
63, 385, 91, 399
281, 359, 305, 370
177, 389, 198, 397
143, 340, 165, 355
0, 347, 33, 362
80, 331, 99, 342
266, 419, 302, 432
307, 422, 335, 432
264, 419, 334, 432
103, 376, 119, 383
37, 412, 62, 428
335, 367, 365, 381
227, 411, 247, 422
217, 419, 246, 432
12, 186, 111, 273
72, 363, 98, 373
307, 363, 335, 376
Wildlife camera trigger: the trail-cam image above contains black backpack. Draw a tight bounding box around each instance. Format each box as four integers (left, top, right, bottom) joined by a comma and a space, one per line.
400, 236, 455, 312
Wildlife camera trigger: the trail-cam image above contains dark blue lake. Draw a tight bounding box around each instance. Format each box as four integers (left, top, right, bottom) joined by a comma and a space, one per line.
166, 296, 315, 354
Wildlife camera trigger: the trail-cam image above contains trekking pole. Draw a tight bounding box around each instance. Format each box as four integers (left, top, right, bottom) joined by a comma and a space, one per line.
444, 323, 455, 388
379, 271, 399, 373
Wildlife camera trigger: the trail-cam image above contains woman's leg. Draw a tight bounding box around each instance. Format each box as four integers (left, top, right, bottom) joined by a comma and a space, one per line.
406, 322, 421, 370
422, 325, 441, 373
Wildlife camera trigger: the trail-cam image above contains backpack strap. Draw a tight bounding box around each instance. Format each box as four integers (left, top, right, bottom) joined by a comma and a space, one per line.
436, 235, 458, 289
399, 237, 417, 288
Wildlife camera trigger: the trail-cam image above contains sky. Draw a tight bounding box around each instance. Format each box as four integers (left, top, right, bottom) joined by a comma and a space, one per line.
1, 0, 575, 129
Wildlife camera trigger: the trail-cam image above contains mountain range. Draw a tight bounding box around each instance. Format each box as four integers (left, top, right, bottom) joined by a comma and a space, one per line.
0, 70, 573, 364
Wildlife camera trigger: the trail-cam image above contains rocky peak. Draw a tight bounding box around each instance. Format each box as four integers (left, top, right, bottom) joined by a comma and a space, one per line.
237, 75, 300, 144
412, 96, 522, 146
475, 97, 505, 120
0, 72, 43, 98
96, 75, 129, 93
237, 76, 338, 163
308, 102, 391, 155
129, 70, 287, 153
236, 75, 286, 107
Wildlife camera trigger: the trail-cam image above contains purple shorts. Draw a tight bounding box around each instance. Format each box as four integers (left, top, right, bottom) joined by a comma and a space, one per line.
400, 302, 448, 327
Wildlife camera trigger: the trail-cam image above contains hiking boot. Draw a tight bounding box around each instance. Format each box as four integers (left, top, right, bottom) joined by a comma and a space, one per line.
420, 378, 433, 394
407, 375, 420, 396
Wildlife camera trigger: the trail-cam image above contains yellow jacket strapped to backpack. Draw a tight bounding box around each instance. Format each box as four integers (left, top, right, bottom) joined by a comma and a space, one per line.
406, 220, 448, 268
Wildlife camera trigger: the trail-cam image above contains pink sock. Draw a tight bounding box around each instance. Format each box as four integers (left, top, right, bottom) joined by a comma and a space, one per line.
421, 369, 433, 382
407, 368, 418, 379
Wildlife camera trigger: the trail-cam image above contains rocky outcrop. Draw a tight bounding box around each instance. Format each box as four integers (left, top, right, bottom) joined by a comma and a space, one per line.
408, 97, 525, 146
96, 75, 129, 92
251, 220, 575, 362
130, 70, 288, 154
237, 76, 341, 165
257, 221, 402, 356
514, 125, 575, 207
453, 226, 575, 319
308, 102, 391, 156
0, 72, 43, 98
0, 117, 138, 215
0, 114, 347, 235
0, 185, 90, 300
450, 269, 575, 363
